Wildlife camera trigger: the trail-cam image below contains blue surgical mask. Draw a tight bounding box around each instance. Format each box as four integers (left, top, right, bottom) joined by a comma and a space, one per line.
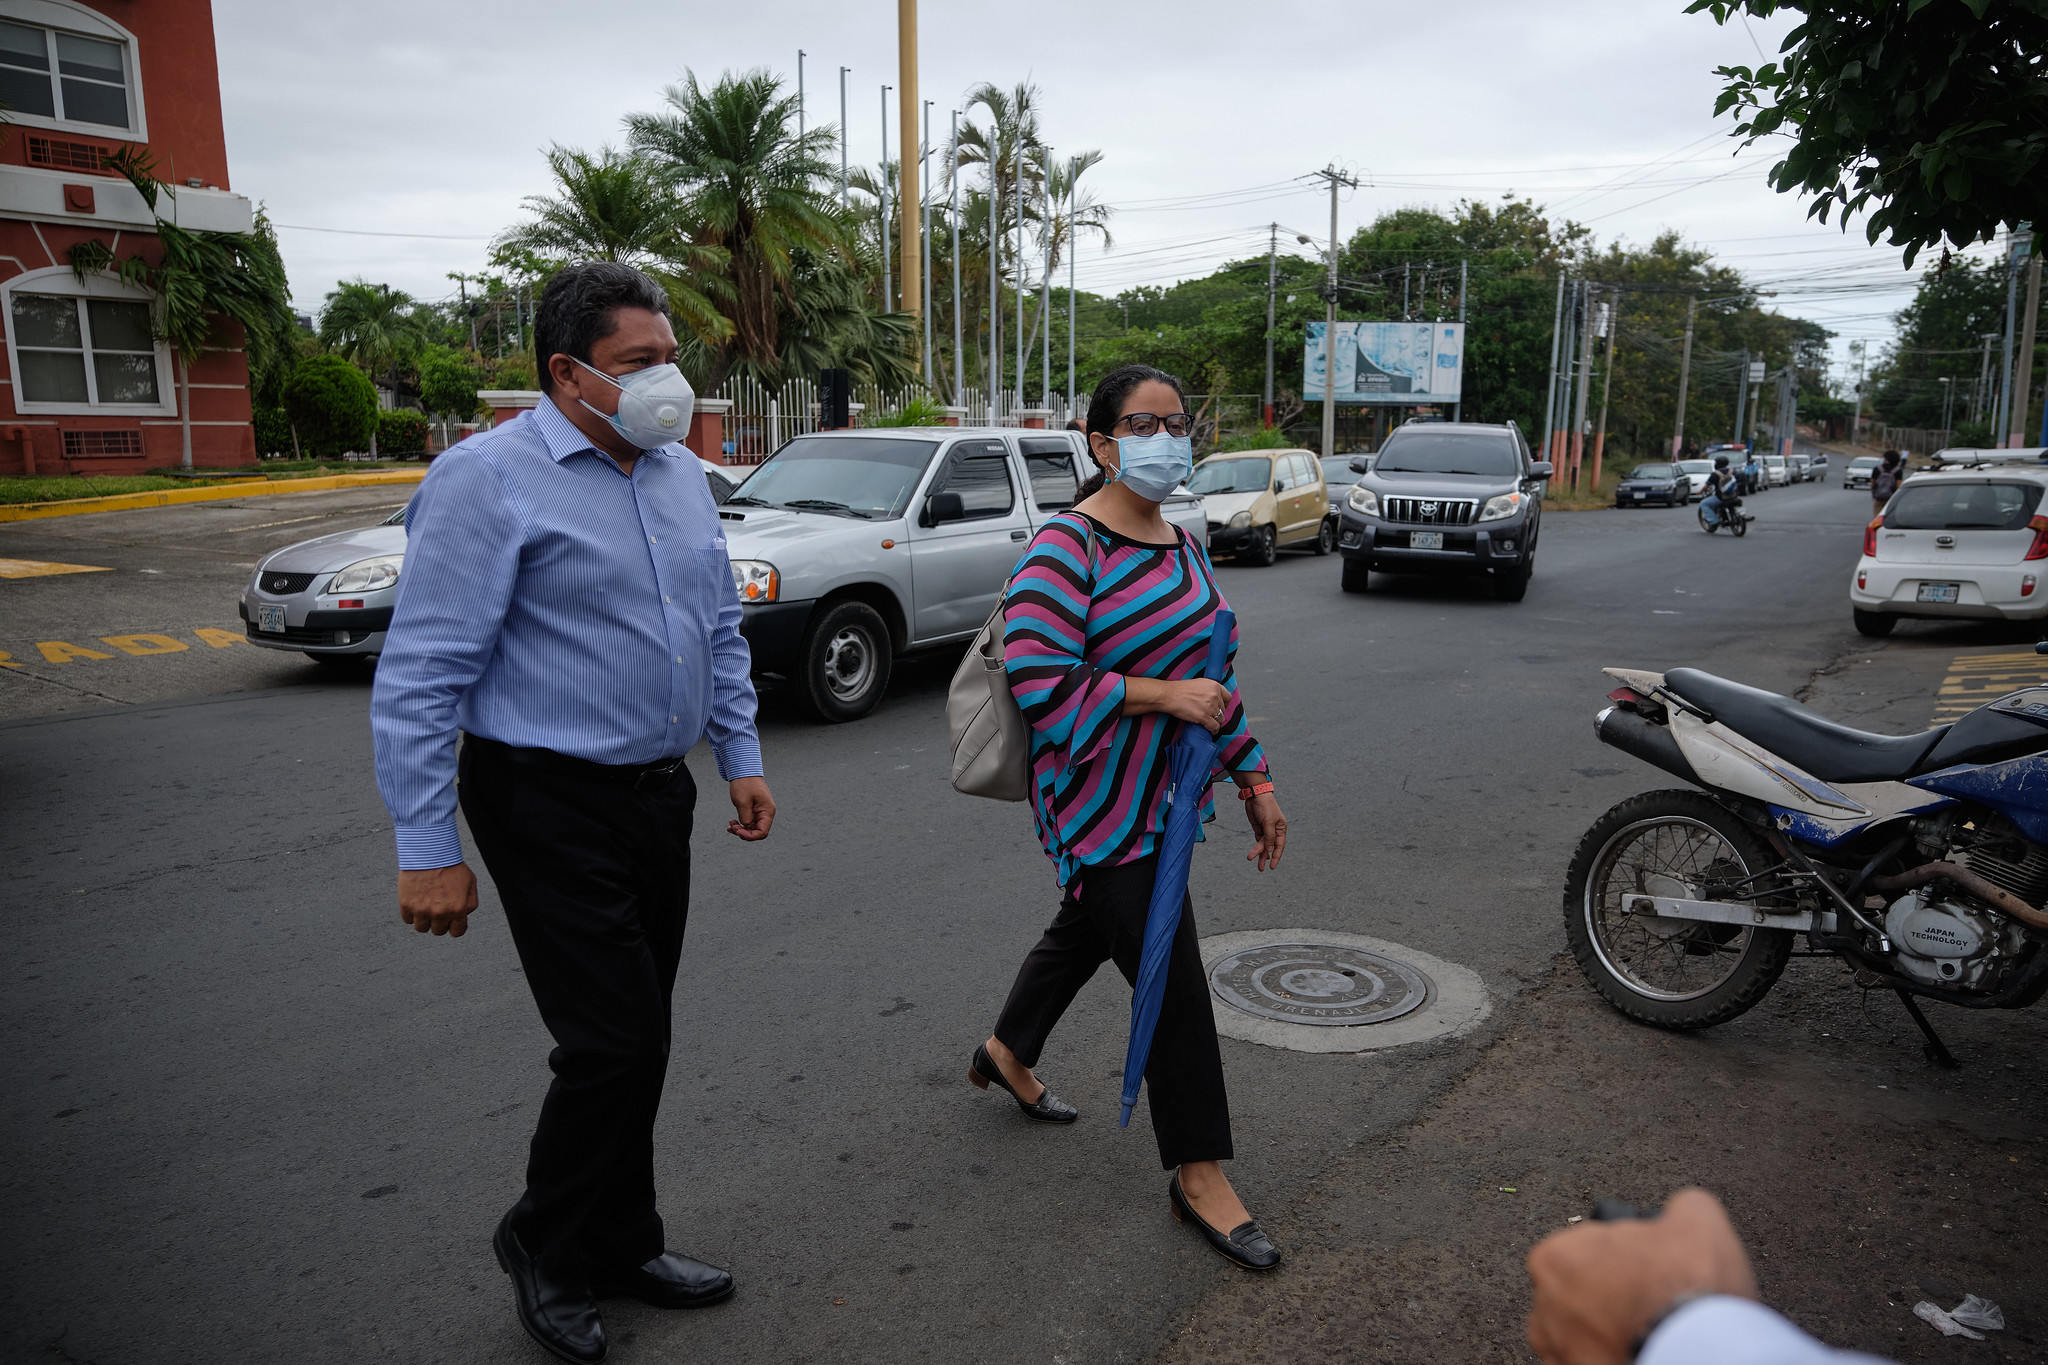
1110, 431, 1194, 501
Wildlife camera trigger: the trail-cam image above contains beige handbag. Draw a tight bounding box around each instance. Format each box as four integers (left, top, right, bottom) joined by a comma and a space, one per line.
947, 518, 1094, 801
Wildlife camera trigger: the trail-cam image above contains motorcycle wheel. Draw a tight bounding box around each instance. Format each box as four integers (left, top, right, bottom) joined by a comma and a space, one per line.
1697, 505, 1717, 533
1562, 789, 1793, 1030
1731, 512, 1748, 537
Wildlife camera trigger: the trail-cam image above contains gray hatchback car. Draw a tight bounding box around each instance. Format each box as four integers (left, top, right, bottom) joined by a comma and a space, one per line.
1334, 420, 1553, 601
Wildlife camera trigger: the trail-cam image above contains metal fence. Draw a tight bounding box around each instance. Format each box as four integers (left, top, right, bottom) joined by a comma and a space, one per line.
1874, 425, 1956, 456
712, 377, 1086, 464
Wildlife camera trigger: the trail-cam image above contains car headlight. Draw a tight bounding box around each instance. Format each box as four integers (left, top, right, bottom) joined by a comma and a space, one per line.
1478, 492, 1525, 522
1346, 486, 1380, 516
1228, 510, 1253, 530
731, 559, 779, 603
326, 555, 402, 594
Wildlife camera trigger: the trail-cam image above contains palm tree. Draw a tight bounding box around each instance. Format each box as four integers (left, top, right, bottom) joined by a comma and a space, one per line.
625, 68, 854, 393
319, 281, 431, 378
492, 145, 729, 345
65, 149, 295, 469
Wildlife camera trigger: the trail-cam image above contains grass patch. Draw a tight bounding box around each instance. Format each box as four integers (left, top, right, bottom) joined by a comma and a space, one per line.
1543, 473, 1636, 511
0, 460, 422, 505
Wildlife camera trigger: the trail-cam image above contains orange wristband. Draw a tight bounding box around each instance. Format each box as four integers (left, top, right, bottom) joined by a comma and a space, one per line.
1237, 780, 1275, 800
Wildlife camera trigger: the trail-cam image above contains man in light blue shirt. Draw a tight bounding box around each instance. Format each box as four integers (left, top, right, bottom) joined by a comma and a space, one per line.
371, 262, 774, 1364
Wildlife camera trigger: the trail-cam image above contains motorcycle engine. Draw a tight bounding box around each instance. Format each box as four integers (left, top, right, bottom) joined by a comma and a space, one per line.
1883, 889, 2008, 989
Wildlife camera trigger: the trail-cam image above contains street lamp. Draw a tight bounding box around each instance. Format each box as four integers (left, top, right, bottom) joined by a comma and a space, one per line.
1938, 375, 1956, 439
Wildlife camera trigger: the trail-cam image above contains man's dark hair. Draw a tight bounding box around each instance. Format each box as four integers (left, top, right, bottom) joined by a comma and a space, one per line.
533, 262, 671, 394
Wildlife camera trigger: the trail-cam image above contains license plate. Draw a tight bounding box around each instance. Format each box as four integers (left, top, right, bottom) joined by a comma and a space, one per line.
1916, 582, 1961, 604
1409, 531, 1443, 550
257, 603, 287, 633
1632, 492, 1647, 500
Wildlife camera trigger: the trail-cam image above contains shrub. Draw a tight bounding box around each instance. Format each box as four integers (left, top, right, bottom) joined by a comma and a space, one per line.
378, 408, 430, 457
282, 355, 378, 457
252, 405, 294, 457
870, 394, 948, 427
1212, 425, 1294, 454
418, 346, 482, 421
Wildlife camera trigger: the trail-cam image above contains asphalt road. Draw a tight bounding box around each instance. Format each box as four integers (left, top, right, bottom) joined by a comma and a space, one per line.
4, 474, 2044, 1364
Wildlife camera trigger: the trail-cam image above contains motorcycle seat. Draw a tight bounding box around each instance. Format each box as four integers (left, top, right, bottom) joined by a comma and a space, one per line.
1662, 668, 1950, 784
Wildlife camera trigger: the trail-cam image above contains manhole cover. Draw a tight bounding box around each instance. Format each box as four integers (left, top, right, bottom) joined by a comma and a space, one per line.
1208, 941, 1435, 1027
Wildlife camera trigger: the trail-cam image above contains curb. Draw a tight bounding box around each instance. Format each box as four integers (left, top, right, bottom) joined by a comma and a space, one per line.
0, 469, 428, 522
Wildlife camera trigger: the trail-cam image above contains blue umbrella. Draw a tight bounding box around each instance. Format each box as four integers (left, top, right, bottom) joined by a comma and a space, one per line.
1120, 607, 1237, 1128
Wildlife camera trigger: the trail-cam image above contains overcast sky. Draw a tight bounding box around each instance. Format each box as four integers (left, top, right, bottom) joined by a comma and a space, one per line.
213, 0, 1998, 390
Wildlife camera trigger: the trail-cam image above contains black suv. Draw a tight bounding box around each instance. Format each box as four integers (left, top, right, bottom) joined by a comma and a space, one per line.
1333, 421, 1553, 602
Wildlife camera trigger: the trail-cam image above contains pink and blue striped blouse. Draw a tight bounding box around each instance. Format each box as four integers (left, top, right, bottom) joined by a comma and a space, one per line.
1002, 512, 1267, 887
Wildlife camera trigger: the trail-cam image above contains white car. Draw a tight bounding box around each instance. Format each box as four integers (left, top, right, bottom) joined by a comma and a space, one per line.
1761, 455, 1790, 486
1675, 458, 1714, 495
1851, 466, 2048, 636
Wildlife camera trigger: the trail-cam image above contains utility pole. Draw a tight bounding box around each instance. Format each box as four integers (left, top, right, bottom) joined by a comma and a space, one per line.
1974, 332, 1998, 423
988, 167, 1000, 424
898, 0, 920, 339
1571, 283, 1596, 490
797, 50, 806, 140
1555, 280, 1581, 473
838, 67, 850, 208
1263, 222, 1277, 428
1067, 155, 1077, 416
1733, 348, 1750, 442
949, 109, 963, 409
1670, 293, 1697, 459
2011, 230, 2040, 449
1453, 258, 1467, 423
921, 100, 934, 382
1592, 292, 1619, 489
1311, 164, 1357, 458
1014, 148, 1026, 408
1996, 227, 2024, 447
1540, 274, 1565, 464
880, 85, 892, 312
1847, 343, 1862, 444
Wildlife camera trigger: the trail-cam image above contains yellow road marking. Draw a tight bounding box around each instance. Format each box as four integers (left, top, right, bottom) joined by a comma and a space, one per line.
0, 469, 425, 523
192, 628, 241, 648
11, 627, 247, 664
0, 557, 112, 578
37, 640, 114, 662
101, 633, 188, 655
1929, 650, 2048, 727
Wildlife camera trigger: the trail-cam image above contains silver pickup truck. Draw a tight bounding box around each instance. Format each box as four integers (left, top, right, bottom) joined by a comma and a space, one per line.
722, 425, 1206, 721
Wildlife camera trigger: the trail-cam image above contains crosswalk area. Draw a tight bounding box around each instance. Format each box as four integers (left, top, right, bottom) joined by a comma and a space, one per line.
1930, 649, 2048, 728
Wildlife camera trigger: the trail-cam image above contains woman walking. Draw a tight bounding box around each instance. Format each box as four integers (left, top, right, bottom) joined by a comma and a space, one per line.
968, 364, 1289, 1271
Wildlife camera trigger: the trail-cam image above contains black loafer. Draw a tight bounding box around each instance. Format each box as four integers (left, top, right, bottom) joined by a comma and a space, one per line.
589, 1251, 735, 1310
493, 1212, 608, 1364
1168, 1174, 1281, 1271
969, 1043, 1078, 1123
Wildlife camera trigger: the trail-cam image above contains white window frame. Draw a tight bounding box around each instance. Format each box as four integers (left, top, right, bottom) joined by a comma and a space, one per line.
3, 266, 175, 416
0, 0, 145, 140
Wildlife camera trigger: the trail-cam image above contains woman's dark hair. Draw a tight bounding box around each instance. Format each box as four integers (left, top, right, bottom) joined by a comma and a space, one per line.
534, 262, 672, 393
1075, 363, 1188, 499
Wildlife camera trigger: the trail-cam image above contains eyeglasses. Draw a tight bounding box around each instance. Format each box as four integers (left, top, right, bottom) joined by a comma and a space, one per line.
1111, 412, 1195, 439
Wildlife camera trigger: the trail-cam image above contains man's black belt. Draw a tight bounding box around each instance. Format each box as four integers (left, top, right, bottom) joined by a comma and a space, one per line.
467, 735, 691, 792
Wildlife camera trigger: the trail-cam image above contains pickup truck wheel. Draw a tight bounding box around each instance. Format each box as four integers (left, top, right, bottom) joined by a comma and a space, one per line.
798, 601, 892, 722
1313, 517, 1336, 556
1242, 524, 1278, 567
1340, 558, 1371, 593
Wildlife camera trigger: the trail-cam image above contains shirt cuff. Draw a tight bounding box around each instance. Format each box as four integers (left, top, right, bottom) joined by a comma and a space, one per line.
1639, 1296, 1832, 1365
394, 821, 465, 871
712, 736, 765, 783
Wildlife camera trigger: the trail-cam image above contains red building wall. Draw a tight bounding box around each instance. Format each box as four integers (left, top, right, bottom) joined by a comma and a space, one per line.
0, 0, 253, 476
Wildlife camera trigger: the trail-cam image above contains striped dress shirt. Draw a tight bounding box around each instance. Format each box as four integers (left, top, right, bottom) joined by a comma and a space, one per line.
1003, 513, 1265, 888
371, 396, 761, 870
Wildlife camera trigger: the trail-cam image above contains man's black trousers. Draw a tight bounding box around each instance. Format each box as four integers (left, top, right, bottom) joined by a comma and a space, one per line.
458, 737, 696, 1274
992, 854, 1233, 1170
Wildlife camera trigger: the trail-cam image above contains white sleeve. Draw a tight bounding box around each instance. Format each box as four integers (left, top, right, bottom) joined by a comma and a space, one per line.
1640, 1297, 1895, 1365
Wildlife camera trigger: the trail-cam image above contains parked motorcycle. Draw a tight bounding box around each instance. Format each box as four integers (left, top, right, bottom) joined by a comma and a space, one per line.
1697, 489, 1750, 536
1564, 653, 2048, 1063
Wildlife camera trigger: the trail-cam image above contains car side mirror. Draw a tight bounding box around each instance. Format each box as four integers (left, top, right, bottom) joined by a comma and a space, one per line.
922, 490, 966, 527
1272, 479, 1285, 494
1347, 456, 1371, 474
1527, 461, 1555, 480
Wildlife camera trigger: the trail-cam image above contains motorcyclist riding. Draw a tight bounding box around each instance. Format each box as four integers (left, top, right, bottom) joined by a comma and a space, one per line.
1700, 456, 1737, 529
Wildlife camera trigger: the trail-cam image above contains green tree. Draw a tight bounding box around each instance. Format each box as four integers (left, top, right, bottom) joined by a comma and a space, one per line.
625, 69, 855, 392
1687, 0, 2048, 262
377, 408, 430, 456
65, 150, 296, 469
283, 354, 378, 457
417, 346, 482, 421
1867, 257, 2011, 427
319, 280, 433, 389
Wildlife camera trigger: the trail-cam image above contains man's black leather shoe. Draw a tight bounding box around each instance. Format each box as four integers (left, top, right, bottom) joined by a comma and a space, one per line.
589, 1251, 735, 1309
493, 1213, 608, 1364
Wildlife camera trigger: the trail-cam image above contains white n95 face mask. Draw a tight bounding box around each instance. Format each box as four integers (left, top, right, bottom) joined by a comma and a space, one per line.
573, 358, 696, 450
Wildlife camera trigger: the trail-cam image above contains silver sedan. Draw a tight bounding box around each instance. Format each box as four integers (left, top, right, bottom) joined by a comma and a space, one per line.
240, 504, 406, 666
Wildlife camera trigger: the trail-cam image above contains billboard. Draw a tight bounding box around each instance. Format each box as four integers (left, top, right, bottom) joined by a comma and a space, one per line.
1304, 321, 1464, 405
